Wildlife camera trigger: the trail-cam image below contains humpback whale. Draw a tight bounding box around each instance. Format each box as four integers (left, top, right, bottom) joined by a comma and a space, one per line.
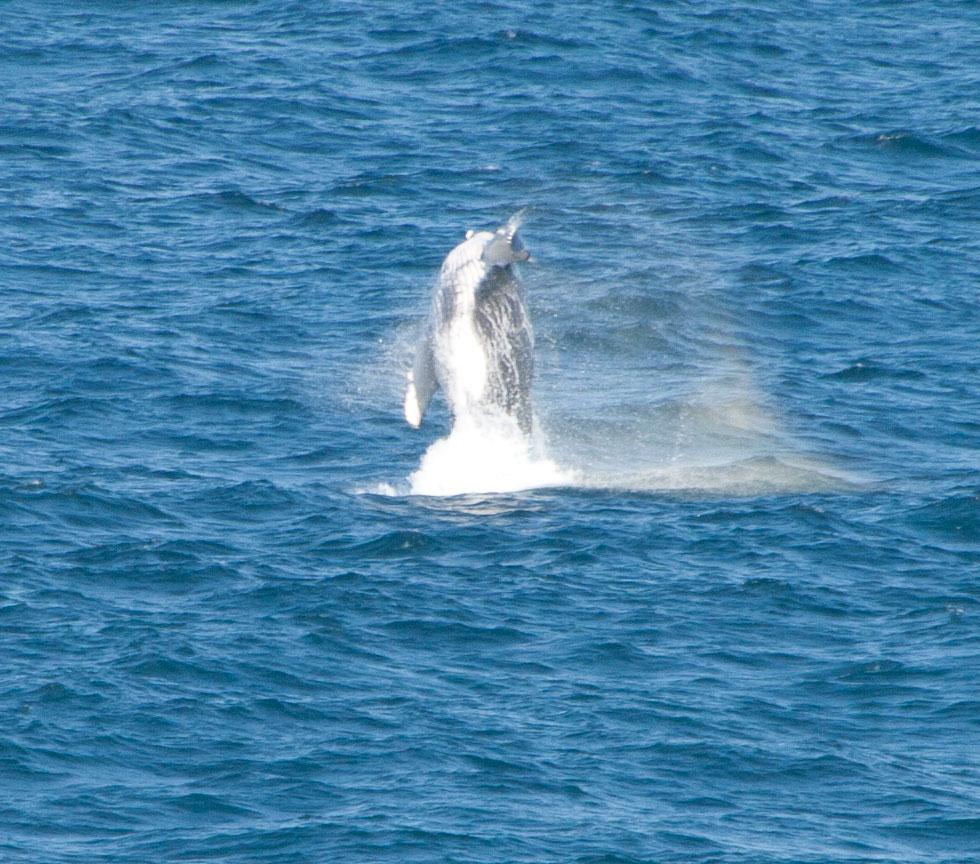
404, 212, 534, 435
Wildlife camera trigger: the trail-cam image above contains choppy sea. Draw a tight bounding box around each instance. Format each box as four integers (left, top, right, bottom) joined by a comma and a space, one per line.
3, 3, 980, 862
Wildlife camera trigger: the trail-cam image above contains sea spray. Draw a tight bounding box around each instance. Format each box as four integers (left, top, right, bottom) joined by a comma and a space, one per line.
409, 411, 575, 496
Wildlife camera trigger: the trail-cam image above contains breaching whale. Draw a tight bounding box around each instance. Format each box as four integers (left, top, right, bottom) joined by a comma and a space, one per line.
404, 212, 534, 435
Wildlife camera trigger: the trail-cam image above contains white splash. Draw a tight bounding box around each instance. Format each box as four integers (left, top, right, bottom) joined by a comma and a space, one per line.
408, 411, 575, 497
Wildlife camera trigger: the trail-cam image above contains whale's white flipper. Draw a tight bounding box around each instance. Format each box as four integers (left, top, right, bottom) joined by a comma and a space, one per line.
404, 331, 437, 427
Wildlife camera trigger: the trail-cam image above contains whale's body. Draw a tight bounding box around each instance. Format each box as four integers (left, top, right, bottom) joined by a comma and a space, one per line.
404, 214, 533, 435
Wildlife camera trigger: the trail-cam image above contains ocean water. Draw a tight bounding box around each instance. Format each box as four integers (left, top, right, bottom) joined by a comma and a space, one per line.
3, 2, 980, 862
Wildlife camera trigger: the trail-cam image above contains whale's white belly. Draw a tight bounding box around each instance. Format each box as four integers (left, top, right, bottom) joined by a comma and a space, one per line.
439, 315, 487, 414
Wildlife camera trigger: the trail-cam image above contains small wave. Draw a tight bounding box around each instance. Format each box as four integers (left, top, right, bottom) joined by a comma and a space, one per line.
165, 792, 256, 818
355, 480, 409, 497
825, 252, 899, 271
846, 130, 964, 159
350, 529, 440, 558
293, 207, 343, 227
157, 189, 286, 214
821, 358, 925, 383
942, 126, 980, 154
906, 491, 980, 544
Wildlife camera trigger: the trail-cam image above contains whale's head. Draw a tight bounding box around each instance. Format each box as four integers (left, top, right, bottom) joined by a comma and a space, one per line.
480, 212, 530, 267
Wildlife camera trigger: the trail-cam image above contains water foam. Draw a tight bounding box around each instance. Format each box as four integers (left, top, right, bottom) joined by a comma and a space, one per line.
408, 412, 576, 497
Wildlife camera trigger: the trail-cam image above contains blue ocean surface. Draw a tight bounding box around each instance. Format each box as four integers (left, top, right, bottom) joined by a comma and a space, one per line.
3, 2, 980, 862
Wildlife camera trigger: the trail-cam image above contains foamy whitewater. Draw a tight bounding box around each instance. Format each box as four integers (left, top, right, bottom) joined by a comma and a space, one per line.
409, 413, 574, 496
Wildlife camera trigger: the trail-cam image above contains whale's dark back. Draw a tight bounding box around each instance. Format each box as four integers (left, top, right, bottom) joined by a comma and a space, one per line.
473, 263, 534, 434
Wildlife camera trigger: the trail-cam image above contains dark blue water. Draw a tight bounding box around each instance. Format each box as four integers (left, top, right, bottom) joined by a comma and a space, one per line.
3, 3, 980, 862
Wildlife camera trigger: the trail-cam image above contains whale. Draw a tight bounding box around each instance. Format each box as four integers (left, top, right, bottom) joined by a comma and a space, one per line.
404, 212, 534, 435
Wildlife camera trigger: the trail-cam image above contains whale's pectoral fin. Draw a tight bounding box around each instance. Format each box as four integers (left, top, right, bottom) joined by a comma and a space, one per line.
404, 331, 438, 427
503, 208, 528, 240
